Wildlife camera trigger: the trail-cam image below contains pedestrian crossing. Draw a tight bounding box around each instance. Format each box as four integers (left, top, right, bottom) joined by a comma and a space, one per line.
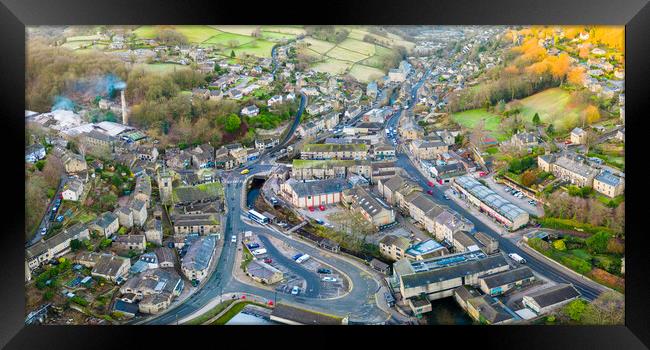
222, 178, 243, 184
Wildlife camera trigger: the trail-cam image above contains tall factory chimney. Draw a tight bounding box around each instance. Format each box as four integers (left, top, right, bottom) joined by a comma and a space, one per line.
121, 89, 128, 125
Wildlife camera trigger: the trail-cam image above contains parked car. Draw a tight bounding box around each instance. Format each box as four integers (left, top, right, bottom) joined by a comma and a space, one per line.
427, 190, 433, 195
308, 206, 315, 212
427, 181, 434, 187
291, 286, 300, 295
315, 219, 324, 225
263, 258, 273, 264
40, 227, 47, 236
319, 205, 325, 211
231, 235, 237, 243
322, 277, 337, 282
317, 268, 332, 274
443, 195, 450, 200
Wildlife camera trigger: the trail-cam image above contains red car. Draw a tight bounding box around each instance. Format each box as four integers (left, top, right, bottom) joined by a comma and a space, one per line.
319, 205, 326, 211
264, 258, 273, 264
438, 179, 443, 185
427, 190, 433, 195
427, 181, 434, 187
308, 206, 315, 212
479, 171, 487, 177
564, 140, 572, 145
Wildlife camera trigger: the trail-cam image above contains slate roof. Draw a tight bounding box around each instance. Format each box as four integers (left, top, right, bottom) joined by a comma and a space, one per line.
525, 284, 581, 308
284, 178, 350, 197
480, 266, 534, 289
401, 254, 509, 288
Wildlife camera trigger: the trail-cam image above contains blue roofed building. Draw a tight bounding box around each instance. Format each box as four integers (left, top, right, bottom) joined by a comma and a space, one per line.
405, 239, 449, 260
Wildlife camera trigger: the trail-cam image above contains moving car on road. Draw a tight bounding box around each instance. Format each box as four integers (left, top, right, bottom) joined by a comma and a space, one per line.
240, 169, 250, 175
508, 253, 527, 264
317, 268, 332, 274
291, 286, 300, 295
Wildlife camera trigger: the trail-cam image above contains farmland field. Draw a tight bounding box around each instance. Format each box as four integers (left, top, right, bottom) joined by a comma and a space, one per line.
450, 108, 508, 141
261, 31, 296, 42
134, 25, 222, 43
326, 46, 371, 62
203, 32, 255, 47
229, 40, 275, 58
312, 58, 353, 75
359, 45, 394, 69
302, 37, 336, 54
508, 88, 593, 131
261, 25, 306, 35
337, 38, 376, 56
348, 64, 385, 83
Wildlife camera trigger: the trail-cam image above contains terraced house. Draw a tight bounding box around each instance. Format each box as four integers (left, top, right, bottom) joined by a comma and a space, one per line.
379, 235, 411, 261
409, 138, 449, 160
300, 143, 368, 160
377, 174, 422, 209
291, 159, 372, 180
26, 224, 90, 271
537, 154, 597, 188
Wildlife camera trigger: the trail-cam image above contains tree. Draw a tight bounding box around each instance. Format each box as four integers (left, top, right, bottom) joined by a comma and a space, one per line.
586, 231, 610, 254
521, 169, 538, 187
581, 291, 625, 325
230, 50, 235, 58
532, 112, 541, 125
224, 114, 241, 134
583, 105, 601, 125
70, 239, 83, 252
546, 123, 555, 135
41, 155, 64, 189
563, 299, 588, 321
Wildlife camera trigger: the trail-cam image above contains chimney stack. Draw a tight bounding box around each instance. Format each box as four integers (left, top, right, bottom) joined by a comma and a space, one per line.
121, 89, 128, 125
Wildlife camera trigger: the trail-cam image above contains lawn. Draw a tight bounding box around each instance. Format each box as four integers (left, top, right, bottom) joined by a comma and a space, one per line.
326, 46, 371, 62
348, 64, 385, 83
209, 301, 270, 325
184, 300, 235, 325
508, 88, 593, 131
311, 58, 353, 75
450, 108, 508, 141
261, 25, 306, 35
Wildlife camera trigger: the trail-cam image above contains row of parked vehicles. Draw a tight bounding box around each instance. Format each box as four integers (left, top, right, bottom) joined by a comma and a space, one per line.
503, 185, 538, 206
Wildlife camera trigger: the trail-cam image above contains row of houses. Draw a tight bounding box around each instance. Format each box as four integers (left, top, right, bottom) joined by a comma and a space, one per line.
538, 154, 625, 198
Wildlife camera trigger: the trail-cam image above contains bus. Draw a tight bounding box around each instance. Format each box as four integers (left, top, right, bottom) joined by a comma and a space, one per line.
248, 210, 269, 225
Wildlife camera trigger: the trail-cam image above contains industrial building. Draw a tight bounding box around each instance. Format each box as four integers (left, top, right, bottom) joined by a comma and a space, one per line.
452, 176, 529, 230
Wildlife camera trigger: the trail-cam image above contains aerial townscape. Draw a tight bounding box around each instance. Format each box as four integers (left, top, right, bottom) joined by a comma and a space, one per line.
24, 25, 624, 325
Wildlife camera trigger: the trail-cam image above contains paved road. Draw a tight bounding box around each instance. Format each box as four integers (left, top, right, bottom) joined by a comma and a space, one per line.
144, 171, 389, 324
27, 175, 67, 247
256, 234, 321, 298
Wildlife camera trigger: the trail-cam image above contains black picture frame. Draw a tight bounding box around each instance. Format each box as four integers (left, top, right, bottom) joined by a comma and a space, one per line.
1, 0, 648, 349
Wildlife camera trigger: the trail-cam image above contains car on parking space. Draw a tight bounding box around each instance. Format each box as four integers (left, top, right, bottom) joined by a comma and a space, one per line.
443, 195, 450, 200
427, 181, 434, 187
322, 277, 337, 282
308, 206, 315, 212
315, 219, 324, 225
319, 205, 325, 211
291, 286, 300, 295
264, 258, 273, 264
427, 190, 433, 195
40, 227, 47, 236
317, 268, 332, 274
292, 253, 303, 261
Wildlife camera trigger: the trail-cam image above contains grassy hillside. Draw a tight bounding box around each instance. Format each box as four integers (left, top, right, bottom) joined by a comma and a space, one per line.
508, 88, 592, 131
450, 108, 508, 141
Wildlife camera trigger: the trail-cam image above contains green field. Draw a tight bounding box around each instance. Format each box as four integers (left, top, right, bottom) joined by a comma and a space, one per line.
303, 37, 336, 54
450, 108, 508, 141
348, 64, 385, 83
230, 40, 275, 58
312, 58, 353, 75
337, 38, 376, 56
261, 31, 296, 42
508, 88, 591, 131
134, 25, 222, 43
326, 46, 371, 62
202, 32, 255, 47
